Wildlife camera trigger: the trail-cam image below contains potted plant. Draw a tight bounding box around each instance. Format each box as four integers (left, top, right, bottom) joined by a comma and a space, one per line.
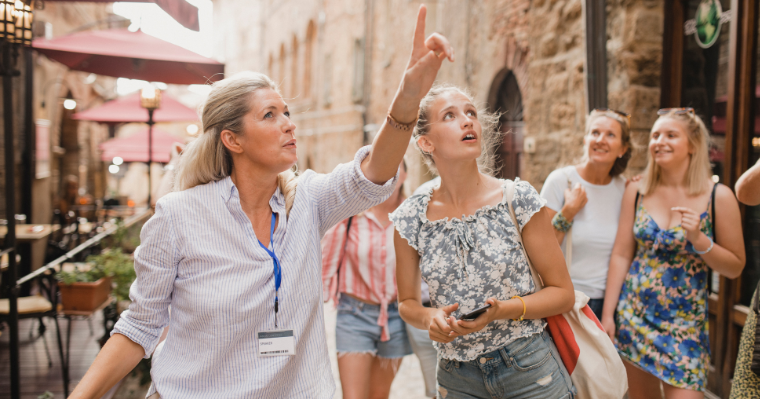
56, 248, 135, 312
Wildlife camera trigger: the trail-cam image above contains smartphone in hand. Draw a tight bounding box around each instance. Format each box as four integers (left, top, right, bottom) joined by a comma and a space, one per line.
459, 304, 492, 321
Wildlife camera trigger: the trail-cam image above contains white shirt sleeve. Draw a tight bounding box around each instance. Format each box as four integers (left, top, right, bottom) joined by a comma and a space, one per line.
539, 168, 568, 213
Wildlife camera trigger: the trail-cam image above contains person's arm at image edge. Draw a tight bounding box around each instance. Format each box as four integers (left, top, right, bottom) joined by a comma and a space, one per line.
736, 158, 760, 206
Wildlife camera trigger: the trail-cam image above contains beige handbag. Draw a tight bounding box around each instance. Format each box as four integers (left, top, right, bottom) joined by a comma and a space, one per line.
506, 180, 628, 399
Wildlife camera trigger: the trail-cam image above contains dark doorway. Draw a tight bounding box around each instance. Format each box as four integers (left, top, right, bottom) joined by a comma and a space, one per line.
489, 70, 524, 180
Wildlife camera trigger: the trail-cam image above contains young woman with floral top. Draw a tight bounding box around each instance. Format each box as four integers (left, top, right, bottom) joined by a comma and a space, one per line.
602, 108, 746, 399
390, 85, 576, 399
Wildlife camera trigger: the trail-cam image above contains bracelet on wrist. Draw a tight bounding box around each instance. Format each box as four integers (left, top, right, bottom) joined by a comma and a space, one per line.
552, 211, 573, 233
511, 296, 526, 321
693, 236, 714, 255
387, 113, 417, 131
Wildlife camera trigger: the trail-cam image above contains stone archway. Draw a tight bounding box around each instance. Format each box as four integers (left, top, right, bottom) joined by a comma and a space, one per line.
488, 69, 524, 180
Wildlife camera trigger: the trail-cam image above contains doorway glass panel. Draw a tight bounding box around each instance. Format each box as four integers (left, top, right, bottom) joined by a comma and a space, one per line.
680, 0, 731, 295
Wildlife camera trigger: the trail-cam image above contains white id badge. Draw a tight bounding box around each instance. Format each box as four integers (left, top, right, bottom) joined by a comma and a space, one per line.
258, 330, 295, 357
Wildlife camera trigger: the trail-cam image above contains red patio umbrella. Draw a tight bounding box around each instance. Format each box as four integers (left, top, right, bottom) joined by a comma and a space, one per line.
100, 127, 184, 163
72, 92, 198, 124
44, 0, 200, 31
32, 28, 224, 84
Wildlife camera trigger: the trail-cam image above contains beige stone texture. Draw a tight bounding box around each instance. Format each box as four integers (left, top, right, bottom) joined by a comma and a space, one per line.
213, 0, 665, 192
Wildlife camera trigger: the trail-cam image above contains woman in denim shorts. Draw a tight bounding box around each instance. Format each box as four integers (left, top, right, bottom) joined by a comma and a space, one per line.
391, 85, 577, 399
322, 161, 412, 399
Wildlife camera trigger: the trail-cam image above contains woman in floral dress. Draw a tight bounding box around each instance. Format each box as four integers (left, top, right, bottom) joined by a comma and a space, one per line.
391, 85, 576, 399
602, 108, 746, 399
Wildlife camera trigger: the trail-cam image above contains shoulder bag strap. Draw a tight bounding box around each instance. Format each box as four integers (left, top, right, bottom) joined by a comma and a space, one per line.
336, 216, 354, 288
711, 183, 718, 241
564, 174, 573, 269
505, 181, 544, 291
634, 192, 640, 215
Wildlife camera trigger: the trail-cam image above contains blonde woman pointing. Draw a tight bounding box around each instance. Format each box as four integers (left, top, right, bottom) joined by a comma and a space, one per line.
68, 6, 453, 399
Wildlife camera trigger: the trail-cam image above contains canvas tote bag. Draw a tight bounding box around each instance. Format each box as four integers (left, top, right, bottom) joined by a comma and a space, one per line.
505, 180, 628, 399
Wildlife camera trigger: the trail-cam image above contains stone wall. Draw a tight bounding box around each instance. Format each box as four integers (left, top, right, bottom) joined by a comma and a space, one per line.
521, 0, 586, 190
522, 0, 664, 191
213, 0, 665, 192
606, 0, 664, 174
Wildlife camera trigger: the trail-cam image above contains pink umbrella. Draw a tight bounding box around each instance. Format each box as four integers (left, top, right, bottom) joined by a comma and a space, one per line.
100, 127, 184, 163
72, 92, 198, 124
33, 29, 224, 84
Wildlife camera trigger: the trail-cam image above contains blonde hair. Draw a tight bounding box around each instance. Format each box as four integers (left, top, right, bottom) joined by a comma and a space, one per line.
173, 71, 298, 214
412, 84, 502, 176
582, 110, 632, 177
639, 110, 712, 196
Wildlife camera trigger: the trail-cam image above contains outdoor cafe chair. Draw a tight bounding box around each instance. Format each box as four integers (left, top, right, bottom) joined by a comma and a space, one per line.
0, 270, 66, 373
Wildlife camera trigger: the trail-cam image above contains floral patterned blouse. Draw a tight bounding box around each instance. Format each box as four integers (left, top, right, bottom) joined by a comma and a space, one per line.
390, 179, 547, 361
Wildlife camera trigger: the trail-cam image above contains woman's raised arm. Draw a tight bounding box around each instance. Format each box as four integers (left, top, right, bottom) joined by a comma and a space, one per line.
361, 5, 454, 184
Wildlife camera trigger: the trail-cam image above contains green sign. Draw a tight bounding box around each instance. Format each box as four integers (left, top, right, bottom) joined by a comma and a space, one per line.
695, 0, 722, 49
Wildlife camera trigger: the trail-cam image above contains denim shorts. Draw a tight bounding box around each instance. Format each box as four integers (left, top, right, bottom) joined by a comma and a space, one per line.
437, 330, 575, 399
335, 295, 412, 358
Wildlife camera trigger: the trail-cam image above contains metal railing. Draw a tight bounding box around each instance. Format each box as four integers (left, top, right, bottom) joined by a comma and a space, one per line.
17, 209, 151, 286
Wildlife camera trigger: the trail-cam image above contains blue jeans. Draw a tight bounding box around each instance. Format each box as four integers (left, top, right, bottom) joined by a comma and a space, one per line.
436, 330, 575, 399
587, 298, 604, 321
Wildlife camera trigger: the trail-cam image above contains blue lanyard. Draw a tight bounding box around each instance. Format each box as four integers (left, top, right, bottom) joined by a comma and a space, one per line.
257, 213, 281, 327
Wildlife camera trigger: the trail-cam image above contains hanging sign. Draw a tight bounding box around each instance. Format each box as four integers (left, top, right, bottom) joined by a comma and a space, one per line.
683, 0, 731, 49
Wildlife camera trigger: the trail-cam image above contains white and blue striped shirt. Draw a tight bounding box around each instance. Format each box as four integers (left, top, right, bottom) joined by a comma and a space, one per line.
112, 146, 396, 398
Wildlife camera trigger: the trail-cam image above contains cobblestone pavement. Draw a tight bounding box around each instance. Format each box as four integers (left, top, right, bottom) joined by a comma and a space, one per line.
324, 303, 430, 399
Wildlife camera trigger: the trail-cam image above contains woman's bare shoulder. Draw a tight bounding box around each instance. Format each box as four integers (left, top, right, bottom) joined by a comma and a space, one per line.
715, 183, 739, 206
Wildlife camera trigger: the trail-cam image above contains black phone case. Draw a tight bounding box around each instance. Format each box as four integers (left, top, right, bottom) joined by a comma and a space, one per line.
460, 304, 492, 320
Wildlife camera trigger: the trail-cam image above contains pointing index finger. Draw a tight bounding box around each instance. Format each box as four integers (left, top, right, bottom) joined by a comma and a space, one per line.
412, 4, 427, 52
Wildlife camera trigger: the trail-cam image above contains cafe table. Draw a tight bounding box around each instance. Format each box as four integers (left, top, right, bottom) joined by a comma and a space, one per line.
0, 224, 60, 242
0, 224, 60, 295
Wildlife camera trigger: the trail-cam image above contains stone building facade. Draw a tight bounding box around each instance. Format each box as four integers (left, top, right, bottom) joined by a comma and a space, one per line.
213, 0, 664, 192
